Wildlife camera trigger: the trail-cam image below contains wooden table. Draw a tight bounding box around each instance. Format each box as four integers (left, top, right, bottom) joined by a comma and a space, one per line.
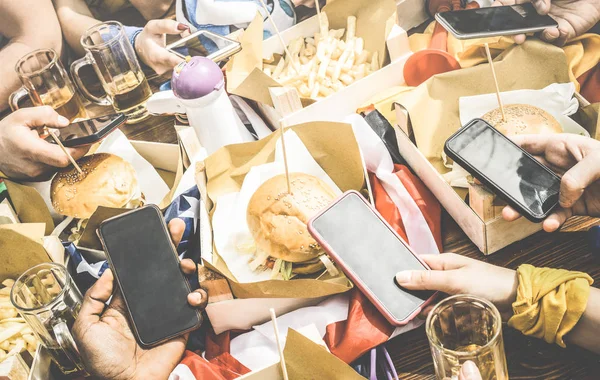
108, 77, 600, 378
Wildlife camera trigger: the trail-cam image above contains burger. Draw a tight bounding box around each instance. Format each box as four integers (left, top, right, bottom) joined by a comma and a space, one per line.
246, 173, 336, 280
51, 153, 141, 219
481, 104, 562, 135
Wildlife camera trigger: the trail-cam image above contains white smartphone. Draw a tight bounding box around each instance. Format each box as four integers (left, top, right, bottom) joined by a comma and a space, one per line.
166, 30, 241, 62
435, 3, 558, 40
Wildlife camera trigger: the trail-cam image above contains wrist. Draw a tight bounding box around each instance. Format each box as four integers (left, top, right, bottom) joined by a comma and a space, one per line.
123, 26, 143, 55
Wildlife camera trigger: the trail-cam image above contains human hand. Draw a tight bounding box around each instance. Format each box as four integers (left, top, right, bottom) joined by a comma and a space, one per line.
491, 0, 600, 45
502, 134, 600, 232
72, 218, 208, 380
0, 107, 89, 181
395, 253, 517, 320
458, 361, 482, 380
135, 20, 188, 75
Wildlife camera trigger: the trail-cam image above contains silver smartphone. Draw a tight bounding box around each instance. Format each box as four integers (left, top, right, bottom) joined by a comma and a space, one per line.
166, 29, 241, 62
435, 3, 558, 40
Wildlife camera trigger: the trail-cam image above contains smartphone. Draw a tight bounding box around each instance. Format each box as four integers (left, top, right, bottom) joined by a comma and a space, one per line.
166, 30, 242, 62
435, 3, 558, 40
47, 113, 125, 147
307, 191, 437, 326
445, 119, 561, 222
97, 205, 202, 347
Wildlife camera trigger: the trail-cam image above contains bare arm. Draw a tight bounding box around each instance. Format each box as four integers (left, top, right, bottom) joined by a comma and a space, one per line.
0, 0, 63, 111
129, 0, 173, 20
566, 287, 600, 354
53, 0, 99, 57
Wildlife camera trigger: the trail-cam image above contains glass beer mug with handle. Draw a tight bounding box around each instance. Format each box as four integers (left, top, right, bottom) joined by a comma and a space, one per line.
10, 263, 87, 375
9, 48, 87, 122
71, 21, 152, 124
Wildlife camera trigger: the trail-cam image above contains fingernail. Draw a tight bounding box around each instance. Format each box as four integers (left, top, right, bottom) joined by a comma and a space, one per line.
58, 115, 70, 125
177, 23, 190, 31
461, 361, 479, 377
190, 292, 203, 304
395, 271, 411, 284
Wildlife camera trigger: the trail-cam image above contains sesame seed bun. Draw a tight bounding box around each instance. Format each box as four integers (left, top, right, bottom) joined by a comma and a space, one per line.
482, 104, 562, 135
246, 173, 336, 265
51, 153, 139, 219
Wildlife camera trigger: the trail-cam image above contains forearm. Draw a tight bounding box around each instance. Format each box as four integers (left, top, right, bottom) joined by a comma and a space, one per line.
565, 287, 600, 354
54, 0, 100, 57
0, 42, 45, 111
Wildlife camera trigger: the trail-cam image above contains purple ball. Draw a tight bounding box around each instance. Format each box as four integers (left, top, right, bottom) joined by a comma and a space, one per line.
172, 57, 224, 100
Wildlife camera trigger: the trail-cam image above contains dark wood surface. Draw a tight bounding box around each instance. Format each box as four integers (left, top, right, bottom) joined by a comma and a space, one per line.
108, 81, 600, 379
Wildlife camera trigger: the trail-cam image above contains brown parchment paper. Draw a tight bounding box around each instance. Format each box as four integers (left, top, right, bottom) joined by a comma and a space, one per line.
0, 224, 51, 283
227, 0, 396, 107
4, 180, 54, 235
394, 40, 571, 172
203, 121, 364, 299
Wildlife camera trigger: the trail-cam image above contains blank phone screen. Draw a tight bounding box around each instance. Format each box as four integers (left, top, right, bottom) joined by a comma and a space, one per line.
439, 4, 557, 35
99, 206, 199, 346
446, 120, 560, 218
311, 193, 433, 322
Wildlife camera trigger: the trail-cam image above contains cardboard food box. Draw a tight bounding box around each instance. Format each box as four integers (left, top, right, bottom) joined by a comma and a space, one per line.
391, 41, 599, 254
228, 0, 414, 129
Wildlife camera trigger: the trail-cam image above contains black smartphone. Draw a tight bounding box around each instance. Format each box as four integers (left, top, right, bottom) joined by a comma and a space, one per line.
48, 113, 125, 147
97, 205, 201, 347
435, 3, 558, 40
445, 119, 561, 222
166, 30, 241, 62
308, 191, 436, 326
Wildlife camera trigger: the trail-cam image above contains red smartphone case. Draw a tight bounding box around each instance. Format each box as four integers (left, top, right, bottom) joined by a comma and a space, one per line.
307, 190, 438, 326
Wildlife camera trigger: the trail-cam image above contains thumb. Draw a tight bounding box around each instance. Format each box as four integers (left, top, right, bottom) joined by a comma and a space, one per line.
395, 269, 452, 292
559, 153, 600, 208
11, 106, 70, 129
145, 19, 189, 35
78, 269, 115, 323
459, 361, 482, 380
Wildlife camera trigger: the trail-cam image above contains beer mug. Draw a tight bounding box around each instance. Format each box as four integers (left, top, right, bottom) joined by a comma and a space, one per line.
10, 49, 87, 122
10, 263, 87, 375
71, 21, 152, 124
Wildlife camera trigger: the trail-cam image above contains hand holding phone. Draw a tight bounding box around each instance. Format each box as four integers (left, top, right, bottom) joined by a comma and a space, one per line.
97, 205, 202, 347
435, 3, 558, 39
166, 30, 241, 62
308, 191, 437, 326
47, 113, 125, 147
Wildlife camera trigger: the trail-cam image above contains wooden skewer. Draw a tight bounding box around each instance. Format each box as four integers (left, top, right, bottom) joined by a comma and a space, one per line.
269, 308, 289, 380
484, 43, 506, 122
257, 0, 302, 74
48, 130, 82, 174
314, 0, 326, 37
280, 124, 292, 195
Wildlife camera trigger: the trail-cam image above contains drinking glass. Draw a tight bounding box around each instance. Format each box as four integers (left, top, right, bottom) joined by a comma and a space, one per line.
426, 295, 508, 380
10, 49, 87, 122
10, 263, 86, 375
71, 21, 152, 124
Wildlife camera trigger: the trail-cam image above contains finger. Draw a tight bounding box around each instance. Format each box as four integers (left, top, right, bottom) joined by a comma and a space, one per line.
79, 269, 114, 321
168, 218, 186, 247
543, 207, 572, 232
541, 27, 560, 43
510, 134, 556, 155
150, 50, 184, 75
502, 206, 521, 222
146, 19, 190, 35
531, 0, 551, 14
559, 154, 600, 208
420, 253, 472, 271
29, 138, 81, 168
180, 258, 197, 275
513, 34, 527, 44
395, 269, 457, 292
187, 288, 208, 310
459, 361, 483, 380
10, 106, 70, 129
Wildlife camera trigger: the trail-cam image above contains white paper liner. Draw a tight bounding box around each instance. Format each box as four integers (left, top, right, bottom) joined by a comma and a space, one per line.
211, 130, 342, 283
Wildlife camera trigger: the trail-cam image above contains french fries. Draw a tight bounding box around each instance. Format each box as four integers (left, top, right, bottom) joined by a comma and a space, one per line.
0, 279, 39, 364
264, 13, 378, 100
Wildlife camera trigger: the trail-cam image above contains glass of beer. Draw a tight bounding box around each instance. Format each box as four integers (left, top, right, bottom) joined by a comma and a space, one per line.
10, 49, 87, 122
10, 263, 87, 375
71, 21, 152, 124
426, 295, 508, 380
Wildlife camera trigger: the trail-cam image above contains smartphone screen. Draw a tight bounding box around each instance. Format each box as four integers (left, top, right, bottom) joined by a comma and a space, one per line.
445, 119, 560, 220
438, 4, 557, 37
51, 113, 124, 147
168, 30, 239, 60
310, 193, 434, 323
98, 206, 201, 347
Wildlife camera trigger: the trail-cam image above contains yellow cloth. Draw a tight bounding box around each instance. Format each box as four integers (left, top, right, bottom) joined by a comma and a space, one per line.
507, 264, 593, 348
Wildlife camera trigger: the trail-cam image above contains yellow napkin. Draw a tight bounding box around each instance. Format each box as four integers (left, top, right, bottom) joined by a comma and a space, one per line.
508, 264, 593, 348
